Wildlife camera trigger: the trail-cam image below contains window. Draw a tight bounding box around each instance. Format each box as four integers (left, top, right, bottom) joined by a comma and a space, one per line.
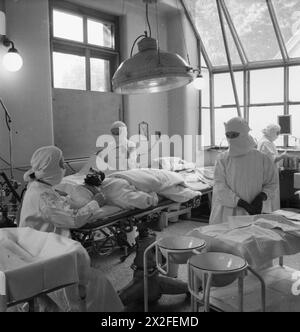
185, 0, 241, 66
289, 66, 300, 102
224, 0, 281, 62
250, 68, 284, 103
214, 72, 243, 107
50, 1, 119, 92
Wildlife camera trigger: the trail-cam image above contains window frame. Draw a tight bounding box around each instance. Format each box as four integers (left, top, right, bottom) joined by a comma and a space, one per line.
49, 0, 120, 92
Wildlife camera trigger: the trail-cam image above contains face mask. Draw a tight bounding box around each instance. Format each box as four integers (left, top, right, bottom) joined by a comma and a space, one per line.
227, 133, 256, 157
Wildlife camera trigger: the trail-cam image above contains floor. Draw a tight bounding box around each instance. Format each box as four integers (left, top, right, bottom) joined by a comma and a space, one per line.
91, 218, 300, 312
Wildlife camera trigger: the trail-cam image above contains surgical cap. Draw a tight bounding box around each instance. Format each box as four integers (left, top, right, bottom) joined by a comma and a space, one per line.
24, 146, 64, 185
111, 121, 126, 130
262, 124, 281, 138
224, 117, 250, 134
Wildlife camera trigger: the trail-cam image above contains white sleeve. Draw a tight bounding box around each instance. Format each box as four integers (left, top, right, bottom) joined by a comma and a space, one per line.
262, 154, 278, 200
258, 141, 276, 161
213, 158, 240, 208
40, 191, 99, 229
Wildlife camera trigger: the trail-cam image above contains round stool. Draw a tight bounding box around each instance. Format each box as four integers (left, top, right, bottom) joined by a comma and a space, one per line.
188, 252, 248, 312
143, 236, 206, 312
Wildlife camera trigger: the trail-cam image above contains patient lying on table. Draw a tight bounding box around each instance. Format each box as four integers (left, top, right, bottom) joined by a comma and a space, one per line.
59, 167, 200, 211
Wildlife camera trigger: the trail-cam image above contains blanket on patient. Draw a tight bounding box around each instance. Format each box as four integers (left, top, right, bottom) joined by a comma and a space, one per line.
59, 169, 200, 211
108, 168, 186, 192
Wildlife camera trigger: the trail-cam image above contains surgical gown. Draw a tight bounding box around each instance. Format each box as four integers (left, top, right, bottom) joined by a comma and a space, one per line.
209, 149, 278, 225
257, 137, 281, 211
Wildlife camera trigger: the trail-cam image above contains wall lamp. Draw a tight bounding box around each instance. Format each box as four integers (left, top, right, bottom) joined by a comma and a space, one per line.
2, 36, 23, 72
192, 68, 205, 90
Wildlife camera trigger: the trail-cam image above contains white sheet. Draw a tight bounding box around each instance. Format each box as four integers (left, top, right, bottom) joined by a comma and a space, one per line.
60, 169, 200, 211
189, 214, 300, 269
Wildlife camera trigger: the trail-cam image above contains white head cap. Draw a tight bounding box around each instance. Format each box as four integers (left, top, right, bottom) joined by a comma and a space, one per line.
23, 146, 65, 186
262, 124, 281, 142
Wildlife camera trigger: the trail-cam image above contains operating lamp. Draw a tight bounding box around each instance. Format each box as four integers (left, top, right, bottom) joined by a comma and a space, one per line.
112, 0, 194, 94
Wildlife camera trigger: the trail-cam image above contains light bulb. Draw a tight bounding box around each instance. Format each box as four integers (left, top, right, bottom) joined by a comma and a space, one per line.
3, 50, 23, 72
193, 75, 205, 90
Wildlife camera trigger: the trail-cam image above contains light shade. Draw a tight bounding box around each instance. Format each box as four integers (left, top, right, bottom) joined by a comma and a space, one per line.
3, 48, 23, 72
112, 37, 194, 94
193, 75, 205, 90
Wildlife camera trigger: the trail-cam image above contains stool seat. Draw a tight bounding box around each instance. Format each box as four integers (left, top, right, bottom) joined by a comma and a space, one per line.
189, 252, 247, 273
158, 236, 206, 251
158, 236, 206, 264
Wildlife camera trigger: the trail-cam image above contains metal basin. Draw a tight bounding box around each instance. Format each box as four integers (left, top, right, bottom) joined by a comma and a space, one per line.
158, 236, 206, 264
189, 252, 247, 287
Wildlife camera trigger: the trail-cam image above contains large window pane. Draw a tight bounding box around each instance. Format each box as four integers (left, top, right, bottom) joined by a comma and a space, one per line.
184, 0, 241, 66
201, 108, 211, 146
250, 68, 284, 103
289, 107, 300, 146
215, 108, 240, 146
224, 0, 281, 61
289, 66, 300, 102
90, 58, 110, 92
88, 19, 114, 48
214, 72, 243, 107
249, 106, 284, 146
53, 52, 86, 90
272, 0, 300, 59
53, 10, 83, 42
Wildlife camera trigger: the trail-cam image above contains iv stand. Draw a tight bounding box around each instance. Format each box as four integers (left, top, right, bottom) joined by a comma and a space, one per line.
0, 97, 14, 179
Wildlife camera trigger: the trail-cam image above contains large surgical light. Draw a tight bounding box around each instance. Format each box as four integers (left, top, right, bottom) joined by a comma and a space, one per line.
112, 0, 194, 94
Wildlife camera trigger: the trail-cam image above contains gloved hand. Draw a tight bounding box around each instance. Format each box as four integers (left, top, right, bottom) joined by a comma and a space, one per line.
251, 192, 267, 215
237, 199, 256, 215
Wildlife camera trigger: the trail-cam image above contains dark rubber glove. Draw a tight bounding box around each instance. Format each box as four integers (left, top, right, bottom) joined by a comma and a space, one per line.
237, 199, 256, 215
251, 192, 267, 215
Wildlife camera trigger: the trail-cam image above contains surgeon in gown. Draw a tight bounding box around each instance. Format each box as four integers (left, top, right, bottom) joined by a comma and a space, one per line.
257, 124, 289, 211
97, 121, 137, 171
19, 146, 123, 312
209, 117, 278, 225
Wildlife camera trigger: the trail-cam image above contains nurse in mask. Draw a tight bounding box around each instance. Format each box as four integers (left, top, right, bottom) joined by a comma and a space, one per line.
209, 117, 278, 224
99, 121, 137, 171
19, 146, 124, 312
258, 124, 289, 211
20, 146, 101, 236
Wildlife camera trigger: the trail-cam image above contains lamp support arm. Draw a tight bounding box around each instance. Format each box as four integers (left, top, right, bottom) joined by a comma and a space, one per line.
0, 97, 13, 179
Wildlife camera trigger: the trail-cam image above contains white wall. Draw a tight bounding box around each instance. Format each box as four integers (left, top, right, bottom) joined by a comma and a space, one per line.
0, 0, 53, 173
167, 11, 200, 163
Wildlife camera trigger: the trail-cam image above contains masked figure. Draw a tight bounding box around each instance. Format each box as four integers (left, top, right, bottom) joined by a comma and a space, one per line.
19, 146, 123, 312
209, 117, 278, 225
258, 124, 289, 211
20, 146, 100, 237
99, 121, 137, 171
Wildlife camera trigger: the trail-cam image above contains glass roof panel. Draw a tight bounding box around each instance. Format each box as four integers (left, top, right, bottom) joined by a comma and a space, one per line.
272, 0, 300, 58
224, 0, 281, 62
184, 0, 241, 66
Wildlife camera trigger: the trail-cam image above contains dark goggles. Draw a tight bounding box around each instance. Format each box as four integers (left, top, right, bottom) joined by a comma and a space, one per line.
226, 131, 240, 139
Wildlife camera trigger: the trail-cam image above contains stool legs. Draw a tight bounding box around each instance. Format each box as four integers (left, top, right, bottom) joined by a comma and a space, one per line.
247, 267, 266, 312
204, 273, 212, 312
238, 275, 244, 312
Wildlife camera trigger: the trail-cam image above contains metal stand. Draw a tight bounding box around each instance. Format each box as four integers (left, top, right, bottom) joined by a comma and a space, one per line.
0, 97, 14, 179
